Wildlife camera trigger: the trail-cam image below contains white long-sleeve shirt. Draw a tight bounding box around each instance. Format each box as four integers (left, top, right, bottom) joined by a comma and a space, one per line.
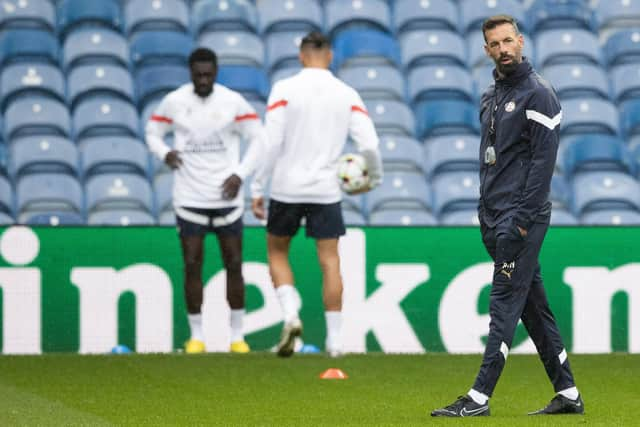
146, 83, 265, 209
251, 68, 383, 204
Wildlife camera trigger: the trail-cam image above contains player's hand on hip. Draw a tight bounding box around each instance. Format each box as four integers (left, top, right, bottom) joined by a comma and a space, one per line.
222, 174, 242, 200
252, 197, 265, 219
164, 150, 183, 170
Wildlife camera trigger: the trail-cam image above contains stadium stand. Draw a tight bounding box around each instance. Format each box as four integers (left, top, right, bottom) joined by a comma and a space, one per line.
338, 65, 405, 101
431, 171, 480, 216
366, 171, 431, 214
67, 64, 135, 107
85, 173, 154, 214
16, 173, 83, 217
0, 0, 640, 227
257, 0, 323, 34
10, 136, 79, 178
0, 0, 56, 33
393, 0, 459, 34
1, 64, 66, 111
62, 28, 129, 71
124, 0, 190, 35
56, 0, 123, 40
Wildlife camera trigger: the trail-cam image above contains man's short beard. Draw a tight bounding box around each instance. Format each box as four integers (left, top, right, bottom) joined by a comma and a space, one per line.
496, 58, 520, 76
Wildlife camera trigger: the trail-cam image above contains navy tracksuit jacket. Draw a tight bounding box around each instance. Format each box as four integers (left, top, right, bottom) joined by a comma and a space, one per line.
472, 59, 577, 396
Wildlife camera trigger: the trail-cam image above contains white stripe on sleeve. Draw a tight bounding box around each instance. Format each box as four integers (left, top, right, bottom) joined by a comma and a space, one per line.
525, 109, 562, 130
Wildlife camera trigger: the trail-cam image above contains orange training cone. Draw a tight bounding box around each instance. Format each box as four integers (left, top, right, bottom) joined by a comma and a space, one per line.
319, 368, 348, 379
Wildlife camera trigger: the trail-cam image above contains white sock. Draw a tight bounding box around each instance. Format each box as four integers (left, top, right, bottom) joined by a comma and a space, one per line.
558, 386, 579, 400
230, 309, 244, 342
188, 313, 203, 341
468, 389, 489, 405
325, 311, 342, 351
276, 284, 299, 323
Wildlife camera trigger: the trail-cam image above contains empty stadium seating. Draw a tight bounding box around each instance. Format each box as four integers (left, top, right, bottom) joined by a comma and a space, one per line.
0, 0, 639, 228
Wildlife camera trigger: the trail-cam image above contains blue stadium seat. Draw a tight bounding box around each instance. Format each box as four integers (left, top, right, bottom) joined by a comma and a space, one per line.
338, 65, 405, 101
81, 137, 150, 178
125, 0, 190, 35
154, 172, 173, 214
0, 175, 13, 215
393, 0, 459, 34
257, 0, 322, 34
570, 171, 640, 215
550, 174, 570, 210
130, 30, 194, 68
198, 31, 264, 67
0, 29, 59, 67
378, 135, 423, 172
542, 63, 610, 100
400, 30, 466, 69
23, 211, 85, 225
217, 66, 270, 101
270, 65, 301, 85
63, 29, 129, 70
325, 0, 391, 37
88, 209, 156, 225
366, 171, 431, 213
431, 171, 480, 216
191, 0, 258, 35
10, 136, 79, 178
341, 190, 365, 215
265, 31, 305, 72
610, 63, 640, 102
332, 29, 401, 70
249, 100, 265, 121
135, 64, 189, 110
16, 173, 83, 215
0, 0, 56, 32
0, 64, 65, 111
415, 100, 479, 139
407, 65, 473, 104
4, 97, 71, 140
158, 209, 176, 225
440, 209, 480, 225
580, 208, 640, 225
535, 29, 603, 67
467, 30, 534, 69
460, 0, 526, 35
472, 64, 494, 99
604, 29, 640, 66
423, 134, 480, 178
342, 209, 367, 226
0, 212, 14, 225
72, 98, 139, 140
528, 0, 594, 33
369, 208, 437, 225
57, 0, 123, 39
596, 0, 640, 32
550, 207, 578, 225
85, 173, 153, 214
364, 100, 415, 137
562, 135, 634, 177
560, 98, 619, 136
620, 99, 640, 138
67, 64, 135, 107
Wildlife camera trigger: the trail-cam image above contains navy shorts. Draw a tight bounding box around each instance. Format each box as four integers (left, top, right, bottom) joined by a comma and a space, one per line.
267, 199, 345, 239
176, 206, 243, 237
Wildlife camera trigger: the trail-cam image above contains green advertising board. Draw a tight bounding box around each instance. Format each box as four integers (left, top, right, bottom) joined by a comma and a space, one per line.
0, 226, 636, 354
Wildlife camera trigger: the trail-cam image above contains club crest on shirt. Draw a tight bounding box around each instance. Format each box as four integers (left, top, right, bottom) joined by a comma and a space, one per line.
505, 101, 516, 112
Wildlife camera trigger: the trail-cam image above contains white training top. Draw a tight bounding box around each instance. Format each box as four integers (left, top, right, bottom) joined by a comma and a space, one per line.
146, 83, 265, 209
251, 68, 383, 204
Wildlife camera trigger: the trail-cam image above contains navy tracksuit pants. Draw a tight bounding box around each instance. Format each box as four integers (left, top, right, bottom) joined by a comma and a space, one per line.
472, 218, 576, 396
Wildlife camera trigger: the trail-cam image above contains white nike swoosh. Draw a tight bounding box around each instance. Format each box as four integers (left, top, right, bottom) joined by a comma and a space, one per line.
460, 406, 488, 416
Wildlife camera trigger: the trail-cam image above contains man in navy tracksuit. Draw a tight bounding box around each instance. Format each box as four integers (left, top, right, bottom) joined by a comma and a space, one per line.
432, 15, 584, 417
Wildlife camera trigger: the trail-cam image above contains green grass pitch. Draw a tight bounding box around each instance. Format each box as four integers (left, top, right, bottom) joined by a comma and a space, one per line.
0, 353, 636, 426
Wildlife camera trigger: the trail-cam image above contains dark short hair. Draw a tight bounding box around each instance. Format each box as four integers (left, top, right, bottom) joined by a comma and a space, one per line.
482, 14, 520, 42
300, 31, 330, 51
188, 47, 218, 68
